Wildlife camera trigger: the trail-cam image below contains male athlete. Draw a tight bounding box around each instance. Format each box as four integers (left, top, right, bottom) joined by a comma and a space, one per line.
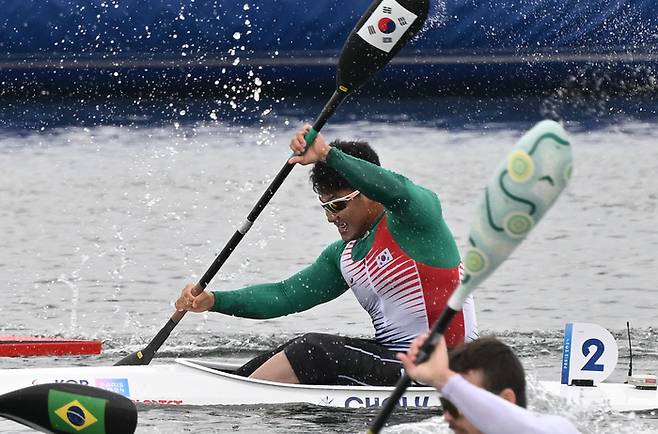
400, 335, 580, 433
175, 124, 477, 385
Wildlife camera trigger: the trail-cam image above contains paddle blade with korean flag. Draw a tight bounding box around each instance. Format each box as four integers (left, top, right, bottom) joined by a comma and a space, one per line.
0, 383, 137, 434
337, 0, 428, 91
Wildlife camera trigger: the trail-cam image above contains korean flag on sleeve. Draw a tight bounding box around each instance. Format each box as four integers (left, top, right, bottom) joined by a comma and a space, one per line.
356, 0, 418, 53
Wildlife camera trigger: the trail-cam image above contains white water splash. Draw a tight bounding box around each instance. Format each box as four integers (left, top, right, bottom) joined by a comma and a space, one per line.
414, 0, 449, 41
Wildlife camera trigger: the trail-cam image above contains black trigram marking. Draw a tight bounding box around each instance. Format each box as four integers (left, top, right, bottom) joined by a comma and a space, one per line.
398, 17, 408, 25
383, 37, 392, 43
382, 6, 392, 13
368, 25, 376, 35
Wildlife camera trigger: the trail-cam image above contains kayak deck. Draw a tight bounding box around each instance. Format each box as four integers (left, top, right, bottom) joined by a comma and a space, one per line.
0, 358, 438, 408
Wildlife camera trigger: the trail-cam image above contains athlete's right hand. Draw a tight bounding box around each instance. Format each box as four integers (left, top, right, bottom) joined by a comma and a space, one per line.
288, 124, 331, 165
175, 282, 215, 313
397, 334, 456, 391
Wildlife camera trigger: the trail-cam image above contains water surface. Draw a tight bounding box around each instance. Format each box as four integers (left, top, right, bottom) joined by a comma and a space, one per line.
0, 95, 657, 433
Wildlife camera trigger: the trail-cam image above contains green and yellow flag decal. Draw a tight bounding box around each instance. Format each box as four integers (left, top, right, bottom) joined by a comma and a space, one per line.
48, 389, 107, 433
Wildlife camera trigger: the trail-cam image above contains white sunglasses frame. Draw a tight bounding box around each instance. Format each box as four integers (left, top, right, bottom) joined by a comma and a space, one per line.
319, 190, 361, 213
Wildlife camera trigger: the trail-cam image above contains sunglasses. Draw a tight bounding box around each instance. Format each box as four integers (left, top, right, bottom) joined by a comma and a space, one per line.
439, 397, 462, 419
319, 190, 360, 213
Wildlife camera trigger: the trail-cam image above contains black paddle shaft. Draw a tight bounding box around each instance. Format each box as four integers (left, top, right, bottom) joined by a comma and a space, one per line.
114, 0, 430, 367
197, 90, 346, 289
114, 90, 347, 366
367, 307, 458, 434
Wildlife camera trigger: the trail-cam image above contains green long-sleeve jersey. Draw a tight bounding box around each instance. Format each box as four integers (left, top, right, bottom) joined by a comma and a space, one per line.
211, 147, 460, 319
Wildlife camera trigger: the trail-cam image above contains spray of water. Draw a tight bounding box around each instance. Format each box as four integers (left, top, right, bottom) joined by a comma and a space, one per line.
540, 65, 658, 123
413, 0, 448, 41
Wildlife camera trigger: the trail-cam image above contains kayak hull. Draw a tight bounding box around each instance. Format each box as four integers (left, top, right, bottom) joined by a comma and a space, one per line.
0, 359, 437, 408
1, 359, 656, 411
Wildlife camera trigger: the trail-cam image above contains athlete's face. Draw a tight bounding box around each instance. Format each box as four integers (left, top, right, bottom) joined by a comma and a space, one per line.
319, 188, 382, 241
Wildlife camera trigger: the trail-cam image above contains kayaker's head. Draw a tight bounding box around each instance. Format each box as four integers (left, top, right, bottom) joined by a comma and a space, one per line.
442, 336, 527, 434
310, 140, 384, 241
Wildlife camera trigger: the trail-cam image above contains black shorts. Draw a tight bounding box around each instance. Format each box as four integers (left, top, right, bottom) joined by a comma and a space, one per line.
235, 333, 404, 386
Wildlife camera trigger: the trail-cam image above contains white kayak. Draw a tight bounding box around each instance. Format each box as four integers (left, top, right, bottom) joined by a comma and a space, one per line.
0, 359, 436, 408
0, 359, 656, 412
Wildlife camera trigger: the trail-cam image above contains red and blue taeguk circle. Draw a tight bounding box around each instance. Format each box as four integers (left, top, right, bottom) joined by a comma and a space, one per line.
377, 17, 396, 34
67, 406, 86, 426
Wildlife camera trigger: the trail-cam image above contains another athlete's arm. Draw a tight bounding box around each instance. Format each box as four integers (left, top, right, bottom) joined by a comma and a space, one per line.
399, 335, 580, 434
442, 375, 580, 434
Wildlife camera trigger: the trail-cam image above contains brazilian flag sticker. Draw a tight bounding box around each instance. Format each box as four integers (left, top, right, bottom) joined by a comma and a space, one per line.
48, 389, 107, 433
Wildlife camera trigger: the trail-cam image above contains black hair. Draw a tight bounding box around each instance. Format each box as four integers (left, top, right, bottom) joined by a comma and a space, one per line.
309, 140, 380, 195
449, 336, 527, 408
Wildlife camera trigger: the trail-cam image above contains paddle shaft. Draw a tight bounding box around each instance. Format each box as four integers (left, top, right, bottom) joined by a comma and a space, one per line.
114, 0, 431, 366
116, 89, 348, 365
367, 307, 458, 434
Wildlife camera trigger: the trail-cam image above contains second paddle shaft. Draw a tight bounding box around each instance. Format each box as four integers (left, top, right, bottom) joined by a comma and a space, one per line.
367, 306, 459, 434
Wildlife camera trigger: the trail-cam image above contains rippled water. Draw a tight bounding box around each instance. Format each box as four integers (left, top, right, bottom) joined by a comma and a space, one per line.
1, 94, 657, 433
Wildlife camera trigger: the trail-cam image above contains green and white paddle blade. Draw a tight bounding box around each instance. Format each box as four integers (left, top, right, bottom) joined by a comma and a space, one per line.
459, 119, 573, 297
0, 383, 137, 434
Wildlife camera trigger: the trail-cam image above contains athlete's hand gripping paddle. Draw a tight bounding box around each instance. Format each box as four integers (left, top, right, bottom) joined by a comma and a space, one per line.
367, 120, 573, 433
115, 0, 430, 366
0, 383, 137, 434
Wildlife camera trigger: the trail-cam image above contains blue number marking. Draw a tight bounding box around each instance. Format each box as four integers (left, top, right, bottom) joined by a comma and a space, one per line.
581, 338, 605, 371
